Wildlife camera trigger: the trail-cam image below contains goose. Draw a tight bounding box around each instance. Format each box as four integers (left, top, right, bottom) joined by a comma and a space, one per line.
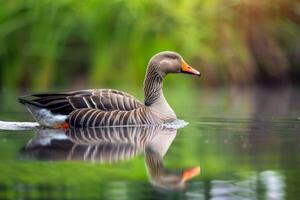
19, 51, 200, 128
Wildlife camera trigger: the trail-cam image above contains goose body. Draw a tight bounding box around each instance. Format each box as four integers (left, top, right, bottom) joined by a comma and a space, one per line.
19, 51, 200, 128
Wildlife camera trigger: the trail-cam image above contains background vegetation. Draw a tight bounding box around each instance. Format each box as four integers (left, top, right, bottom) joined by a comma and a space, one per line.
0, 0, 299, 92
0, 1, 299, 198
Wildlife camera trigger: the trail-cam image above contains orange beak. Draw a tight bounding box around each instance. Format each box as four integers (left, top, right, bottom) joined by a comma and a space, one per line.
181, 60, 201, 76
182, 166, 201, 182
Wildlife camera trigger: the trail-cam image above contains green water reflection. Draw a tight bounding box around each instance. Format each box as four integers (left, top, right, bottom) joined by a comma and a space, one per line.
0, 87, 300, 199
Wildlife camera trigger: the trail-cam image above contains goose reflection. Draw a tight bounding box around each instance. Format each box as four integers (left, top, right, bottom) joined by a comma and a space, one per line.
21, 125, 200, 190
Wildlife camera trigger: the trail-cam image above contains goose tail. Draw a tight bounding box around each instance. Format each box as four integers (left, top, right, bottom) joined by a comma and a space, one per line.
19, 95, 68, 127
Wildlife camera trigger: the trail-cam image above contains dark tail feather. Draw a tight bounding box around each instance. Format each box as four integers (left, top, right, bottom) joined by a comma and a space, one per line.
19, 95, 74, 115
31, 93, 70, 97
18, 96, 42, 107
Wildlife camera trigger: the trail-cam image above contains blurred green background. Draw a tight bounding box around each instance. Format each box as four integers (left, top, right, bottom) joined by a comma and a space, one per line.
0, 0, 299, 91
1, 1, 300, 198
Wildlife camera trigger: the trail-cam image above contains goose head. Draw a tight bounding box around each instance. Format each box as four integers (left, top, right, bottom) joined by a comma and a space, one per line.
148, 51, 201, 78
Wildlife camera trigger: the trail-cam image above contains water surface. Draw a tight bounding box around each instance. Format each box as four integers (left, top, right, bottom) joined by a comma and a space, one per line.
0, 87, 299, 199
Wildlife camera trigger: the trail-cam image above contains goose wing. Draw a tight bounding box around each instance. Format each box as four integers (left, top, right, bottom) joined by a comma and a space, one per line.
19, 89, 143, 115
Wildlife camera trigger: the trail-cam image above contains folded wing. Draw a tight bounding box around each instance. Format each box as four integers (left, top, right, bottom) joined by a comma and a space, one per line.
19, 89, 143, 115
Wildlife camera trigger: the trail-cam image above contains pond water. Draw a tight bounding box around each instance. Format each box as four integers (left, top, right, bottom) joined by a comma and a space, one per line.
0, 87, 299, 199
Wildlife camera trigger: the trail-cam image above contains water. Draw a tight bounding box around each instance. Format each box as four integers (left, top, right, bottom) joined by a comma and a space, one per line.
0, 87, 300, 199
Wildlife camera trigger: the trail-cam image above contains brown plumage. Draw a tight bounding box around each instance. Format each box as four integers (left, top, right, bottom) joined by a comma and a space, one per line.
19, 51, 200, 127
19, 89, 142, 115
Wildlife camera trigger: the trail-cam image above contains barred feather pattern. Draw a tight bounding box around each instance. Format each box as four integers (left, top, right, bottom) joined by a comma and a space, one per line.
72, 89, 143, 111
67, 107, 158, 127
19, 89, 143, 115
144, 63, 163, 106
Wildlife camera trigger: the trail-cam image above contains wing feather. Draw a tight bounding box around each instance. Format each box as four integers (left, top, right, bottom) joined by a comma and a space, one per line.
19, 89, 143, 116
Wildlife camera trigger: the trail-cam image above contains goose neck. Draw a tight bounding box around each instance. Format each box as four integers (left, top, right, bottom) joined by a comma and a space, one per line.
143, 68, 176, 120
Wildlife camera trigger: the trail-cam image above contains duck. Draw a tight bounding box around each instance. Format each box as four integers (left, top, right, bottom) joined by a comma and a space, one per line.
19, 51, 200, 128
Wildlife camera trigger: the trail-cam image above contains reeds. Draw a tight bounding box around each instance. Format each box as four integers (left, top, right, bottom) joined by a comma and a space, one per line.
0, 0, 299, 90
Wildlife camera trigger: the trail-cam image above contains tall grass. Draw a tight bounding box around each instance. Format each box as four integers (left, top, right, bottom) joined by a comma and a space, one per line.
0, 0, 299, 91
